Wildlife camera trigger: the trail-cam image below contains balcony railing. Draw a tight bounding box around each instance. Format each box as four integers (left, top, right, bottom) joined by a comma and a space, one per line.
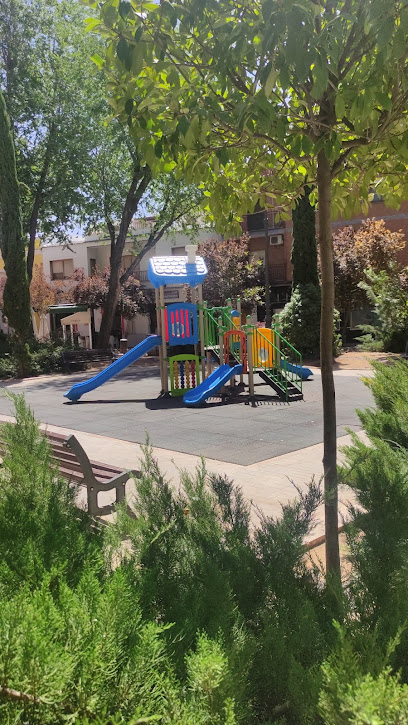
269, 264, 287, 283
246, 209, 285, 232
130, 270, 149, 282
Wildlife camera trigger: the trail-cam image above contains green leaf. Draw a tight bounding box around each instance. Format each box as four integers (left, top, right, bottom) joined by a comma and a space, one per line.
103, 5, 118, 28
85, 17, 102, 31
335, 93, 345, 119
135, 26, 143, 42
311, 60, 328, 99
184, 115, 200, 148
290, 134, 302, 157
124, 98, 134, 115
199, 118, 211, 145
90, 53, 104, 69
261, 0, 274, 21
119, 1, 132, 19
301, 135, 313, 155
216, 147, 229, 166
377, 17, 395, 48
376, 92, 392, 111
132, 44, 144, 75
177, 115, 190, 137
117, 38, 132, 70
264, 67, 276, 98
154, 139, 163, 158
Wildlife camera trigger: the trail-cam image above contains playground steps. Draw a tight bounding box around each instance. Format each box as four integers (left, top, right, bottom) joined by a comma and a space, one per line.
258, 369, 303, 402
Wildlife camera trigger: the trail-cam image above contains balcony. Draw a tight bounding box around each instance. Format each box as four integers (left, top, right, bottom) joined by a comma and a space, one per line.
131, 270, 149, 283
269, 264, 287, 283
245, 209, 285, 232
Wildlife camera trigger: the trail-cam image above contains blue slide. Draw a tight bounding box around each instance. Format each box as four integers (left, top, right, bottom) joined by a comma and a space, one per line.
64, 335, 162, 402
183, 364, 244, 407
281, 360, 313, 380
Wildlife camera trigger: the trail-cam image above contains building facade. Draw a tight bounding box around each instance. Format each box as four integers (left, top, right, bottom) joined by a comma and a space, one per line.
242, 196, 408, 316
40, 221, 221, 347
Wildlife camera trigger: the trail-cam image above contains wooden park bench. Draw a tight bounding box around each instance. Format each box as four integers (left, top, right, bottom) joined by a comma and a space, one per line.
61, 348, 114, 373
49, 431, 139, 518
0, 428, 139, 519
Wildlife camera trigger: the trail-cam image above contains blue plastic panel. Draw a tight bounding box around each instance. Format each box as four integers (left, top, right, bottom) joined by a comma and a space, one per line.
167, 303, 199, 345
148, 256, 208, 288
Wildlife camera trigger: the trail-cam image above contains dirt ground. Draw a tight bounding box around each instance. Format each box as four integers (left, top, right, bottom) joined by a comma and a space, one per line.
306, 350, 401, 370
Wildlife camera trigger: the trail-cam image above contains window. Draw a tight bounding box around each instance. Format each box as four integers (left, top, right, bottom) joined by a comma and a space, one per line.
251, 251, 265, 264
172, 246, 186, 256
50, 259, 74, 280
89, 258, 97, 275
247, 211, 266, 232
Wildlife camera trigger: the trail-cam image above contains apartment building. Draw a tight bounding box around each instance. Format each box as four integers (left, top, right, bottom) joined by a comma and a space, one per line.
242, 195, 408, 317
41, 220, 221, 347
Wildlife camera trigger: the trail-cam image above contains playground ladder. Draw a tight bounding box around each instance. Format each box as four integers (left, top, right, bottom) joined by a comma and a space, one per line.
252, 328, 303, 401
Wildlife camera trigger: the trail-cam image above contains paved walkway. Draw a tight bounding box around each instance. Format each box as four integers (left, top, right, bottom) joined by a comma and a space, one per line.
0, 413, 363, 544
0, 361, 373, 542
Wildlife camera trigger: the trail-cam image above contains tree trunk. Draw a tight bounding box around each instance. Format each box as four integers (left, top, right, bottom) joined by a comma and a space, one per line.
97, 249, 122, 348
27, 128, 54, 281
97, 165, 152, 348
317, 149, 340, 579
264, 210, 271, 327
0, 89, 31, 372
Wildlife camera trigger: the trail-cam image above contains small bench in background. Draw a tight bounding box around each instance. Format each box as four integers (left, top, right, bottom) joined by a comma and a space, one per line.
61, 349, 114, 373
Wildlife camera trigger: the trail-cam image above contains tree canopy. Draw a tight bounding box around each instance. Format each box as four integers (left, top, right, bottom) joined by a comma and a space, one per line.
199, 235, 263, 312
333, 219, 406, 330
90, 0, 408, 575
69, 268, 152, 320
0, 0, 106, 280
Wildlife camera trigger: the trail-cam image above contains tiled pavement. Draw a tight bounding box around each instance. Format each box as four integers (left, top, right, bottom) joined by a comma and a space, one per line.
0, 362, 373, 542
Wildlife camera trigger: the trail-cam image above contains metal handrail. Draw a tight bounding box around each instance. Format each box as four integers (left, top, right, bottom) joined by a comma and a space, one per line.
255, 328, 302, 394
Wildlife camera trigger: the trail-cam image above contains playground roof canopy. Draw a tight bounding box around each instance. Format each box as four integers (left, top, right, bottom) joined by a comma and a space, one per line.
148, 256, 208, 288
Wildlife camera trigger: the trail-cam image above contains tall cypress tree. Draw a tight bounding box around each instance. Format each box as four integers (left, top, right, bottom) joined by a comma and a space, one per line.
291, 186, 319, 287
279, 187, 321, 358
0, 89, 32, 373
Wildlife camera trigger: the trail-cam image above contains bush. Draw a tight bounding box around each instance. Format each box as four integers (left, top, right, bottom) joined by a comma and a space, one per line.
0, 394, 101, 593
355, 326, 384, 352
29, 339, 78, 375
358, 264, 408, 352
319, 626, 408, 724
0, 397, 332, 724
7, 381, 408, 723
0, 338, 86, 379
0, 352, 18, 378
278, 283, 321, 358
278, 283, 341, 358
340, 360, 408, 673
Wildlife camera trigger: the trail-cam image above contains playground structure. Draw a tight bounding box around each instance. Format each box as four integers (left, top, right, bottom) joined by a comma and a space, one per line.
64, 246, 311, 405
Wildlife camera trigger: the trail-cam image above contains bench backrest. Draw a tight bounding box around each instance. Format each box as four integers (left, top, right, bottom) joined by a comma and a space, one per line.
62, 349, 113, 361
0, 426, 138, 518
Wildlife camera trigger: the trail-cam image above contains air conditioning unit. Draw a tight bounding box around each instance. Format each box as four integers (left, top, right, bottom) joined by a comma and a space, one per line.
269, 235, 284, 246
